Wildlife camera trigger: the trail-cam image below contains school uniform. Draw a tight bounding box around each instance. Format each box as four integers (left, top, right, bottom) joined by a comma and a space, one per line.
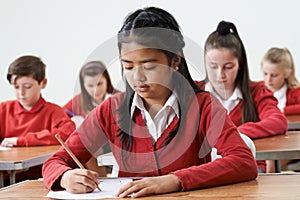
63, 93, 112, 118
43, 91, 257, 191
0, 96, 76, 146
275, 84, 300, 115
196, 80, 288, 171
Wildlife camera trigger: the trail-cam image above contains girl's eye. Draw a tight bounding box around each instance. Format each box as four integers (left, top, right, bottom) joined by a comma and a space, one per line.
144, 65, 156, 70
210, 65, 217, 69
225, 66, 234, 70
123, 65, 133, 70
25, 86, 32, 89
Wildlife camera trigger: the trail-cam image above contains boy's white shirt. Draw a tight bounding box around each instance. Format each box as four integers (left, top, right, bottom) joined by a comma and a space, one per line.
131, 92, 179, 141
205, 82, 243, 114
273, 83, 287, 111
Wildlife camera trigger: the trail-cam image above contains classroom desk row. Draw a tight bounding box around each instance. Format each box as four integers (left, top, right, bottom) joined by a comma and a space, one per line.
1, 130, 300, 187
286, 114, 300, 130
0, 174, 299, 199
0, 145, 60, 187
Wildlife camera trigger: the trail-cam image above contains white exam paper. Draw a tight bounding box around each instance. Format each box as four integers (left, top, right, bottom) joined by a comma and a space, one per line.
46, 178, 132, 199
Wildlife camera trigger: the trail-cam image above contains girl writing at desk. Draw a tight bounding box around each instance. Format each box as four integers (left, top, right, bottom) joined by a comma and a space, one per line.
43, 7, 257, 197
261, 47, 300, 172
195, 21, 288, 173
261, 47, 300, 115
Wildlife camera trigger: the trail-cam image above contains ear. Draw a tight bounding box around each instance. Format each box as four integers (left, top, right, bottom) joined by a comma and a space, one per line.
40, 78, 47, 89
171, 55, 181, 71
284, 69, 292, 79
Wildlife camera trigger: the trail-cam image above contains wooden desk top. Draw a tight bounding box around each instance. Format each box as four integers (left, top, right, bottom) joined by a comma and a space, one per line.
0, 174, 299, 199
286, 114, 300, 130
0, 145, 60, 170
254, 131, 300, 160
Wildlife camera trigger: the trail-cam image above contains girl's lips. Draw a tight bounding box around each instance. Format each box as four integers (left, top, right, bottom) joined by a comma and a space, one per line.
135, 85, 149, 92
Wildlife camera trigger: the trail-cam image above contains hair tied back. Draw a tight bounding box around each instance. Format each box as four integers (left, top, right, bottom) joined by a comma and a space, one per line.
216, 21, 232, 35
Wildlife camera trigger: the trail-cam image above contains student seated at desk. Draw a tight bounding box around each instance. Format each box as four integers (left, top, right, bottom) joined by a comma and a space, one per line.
43, 7, 257, 198
0, 55, 75, 184
261, 47, 300, 171
195, 21, 288, 173
63, 60, 118, 176
261, 47, 300, 115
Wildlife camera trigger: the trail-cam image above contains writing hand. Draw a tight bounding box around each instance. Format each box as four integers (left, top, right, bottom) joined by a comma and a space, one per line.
60, 169, 100, 193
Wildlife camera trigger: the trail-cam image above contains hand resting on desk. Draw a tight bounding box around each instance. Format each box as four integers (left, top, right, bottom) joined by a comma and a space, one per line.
116, 174, 181, 198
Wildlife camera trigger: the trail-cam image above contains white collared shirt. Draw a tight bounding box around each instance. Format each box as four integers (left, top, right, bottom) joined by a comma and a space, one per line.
130, 93, 179, 141
205, 82, 243, 113
273, 83, 287, 111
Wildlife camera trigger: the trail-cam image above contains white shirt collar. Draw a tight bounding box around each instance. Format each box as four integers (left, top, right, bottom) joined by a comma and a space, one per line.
205, 82, 243, 113
273, 83, 287, 110
130, 92, 179, 118
130, 92, 179, 141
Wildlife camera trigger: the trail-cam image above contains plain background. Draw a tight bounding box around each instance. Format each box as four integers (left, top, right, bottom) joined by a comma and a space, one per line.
1, 0, 300, 105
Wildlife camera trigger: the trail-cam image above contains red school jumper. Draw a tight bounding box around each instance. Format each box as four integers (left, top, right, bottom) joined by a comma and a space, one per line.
284, 87, 300, 115
196, 81, 288, 171
63, 94, 86, 118
43, 92, 257, 191
0, 96, 76, 146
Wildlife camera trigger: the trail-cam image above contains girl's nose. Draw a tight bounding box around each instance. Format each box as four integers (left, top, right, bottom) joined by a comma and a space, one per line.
217, 68, 225, 79
133, 66, 146, 81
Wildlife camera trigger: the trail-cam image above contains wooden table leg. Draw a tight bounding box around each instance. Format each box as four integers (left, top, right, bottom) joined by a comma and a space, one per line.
8, 171, 16, 185
0, 172, 3, 188
275, 160, 281, 173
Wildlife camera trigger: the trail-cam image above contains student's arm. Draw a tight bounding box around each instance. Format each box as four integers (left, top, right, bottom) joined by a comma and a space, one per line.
16, 107, 76, 146
238, 82, 288, 139
43, 102, 110, 191
63, 98, 75, 117
284, 88, 300, 115
171, 95, 257, 191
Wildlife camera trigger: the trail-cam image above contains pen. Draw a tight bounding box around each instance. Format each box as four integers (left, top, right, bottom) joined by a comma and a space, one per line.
55, 134, 101, 192
65, 109, 75, 117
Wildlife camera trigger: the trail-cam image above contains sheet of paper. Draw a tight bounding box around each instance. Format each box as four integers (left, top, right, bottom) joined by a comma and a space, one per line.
46, 178, 132, 199
0, 146, 12, 151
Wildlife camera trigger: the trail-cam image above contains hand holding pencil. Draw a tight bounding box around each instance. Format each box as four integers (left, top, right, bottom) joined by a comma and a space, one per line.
55, 134, 102, 193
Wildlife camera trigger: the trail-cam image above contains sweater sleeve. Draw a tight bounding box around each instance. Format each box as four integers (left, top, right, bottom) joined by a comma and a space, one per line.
284, 88, 300, 115
42, 102, 110, 190
62, 98, 75, 117
17, 108, 76, 146
172, 96, 258, 190
238, 82, 288, 139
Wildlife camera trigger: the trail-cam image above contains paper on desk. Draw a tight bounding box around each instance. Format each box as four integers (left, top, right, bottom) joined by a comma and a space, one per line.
46, 178, 132, 199
0, 146, 12, 151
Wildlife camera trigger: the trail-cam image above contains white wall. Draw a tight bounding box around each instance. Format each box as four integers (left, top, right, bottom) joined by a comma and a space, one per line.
1, 0, 300, 105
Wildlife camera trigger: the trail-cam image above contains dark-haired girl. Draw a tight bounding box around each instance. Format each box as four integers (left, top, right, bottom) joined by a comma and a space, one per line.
63, 61, 116, 119
43, 8, 257, 197
196, 21, 288, 173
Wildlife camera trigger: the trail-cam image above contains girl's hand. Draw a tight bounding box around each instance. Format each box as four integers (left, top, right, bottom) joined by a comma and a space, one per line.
116, 174, 181, 198
60, 169, 100, 193
1, 137, 17, 147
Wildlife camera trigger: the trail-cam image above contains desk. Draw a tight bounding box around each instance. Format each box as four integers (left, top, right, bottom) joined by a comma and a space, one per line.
254, 131, 300, 161
0, 174, 299, 199
0, 145, 60, 187
286, 114, 300, 130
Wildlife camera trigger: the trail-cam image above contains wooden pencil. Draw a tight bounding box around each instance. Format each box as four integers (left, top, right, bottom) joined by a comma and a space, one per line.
55, 134, 101, 191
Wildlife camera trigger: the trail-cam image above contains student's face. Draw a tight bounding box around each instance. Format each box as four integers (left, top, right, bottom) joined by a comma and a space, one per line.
261, 61, 287, 92
83, 74, 108, 104
12, 75, 46, 110
205, 48, 239, 94
121, 43, 177, 107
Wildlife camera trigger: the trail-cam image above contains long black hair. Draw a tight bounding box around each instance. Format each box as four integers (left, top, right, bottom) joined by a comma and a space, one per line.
204, 21, 258, 123
116, 7, 203, 153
